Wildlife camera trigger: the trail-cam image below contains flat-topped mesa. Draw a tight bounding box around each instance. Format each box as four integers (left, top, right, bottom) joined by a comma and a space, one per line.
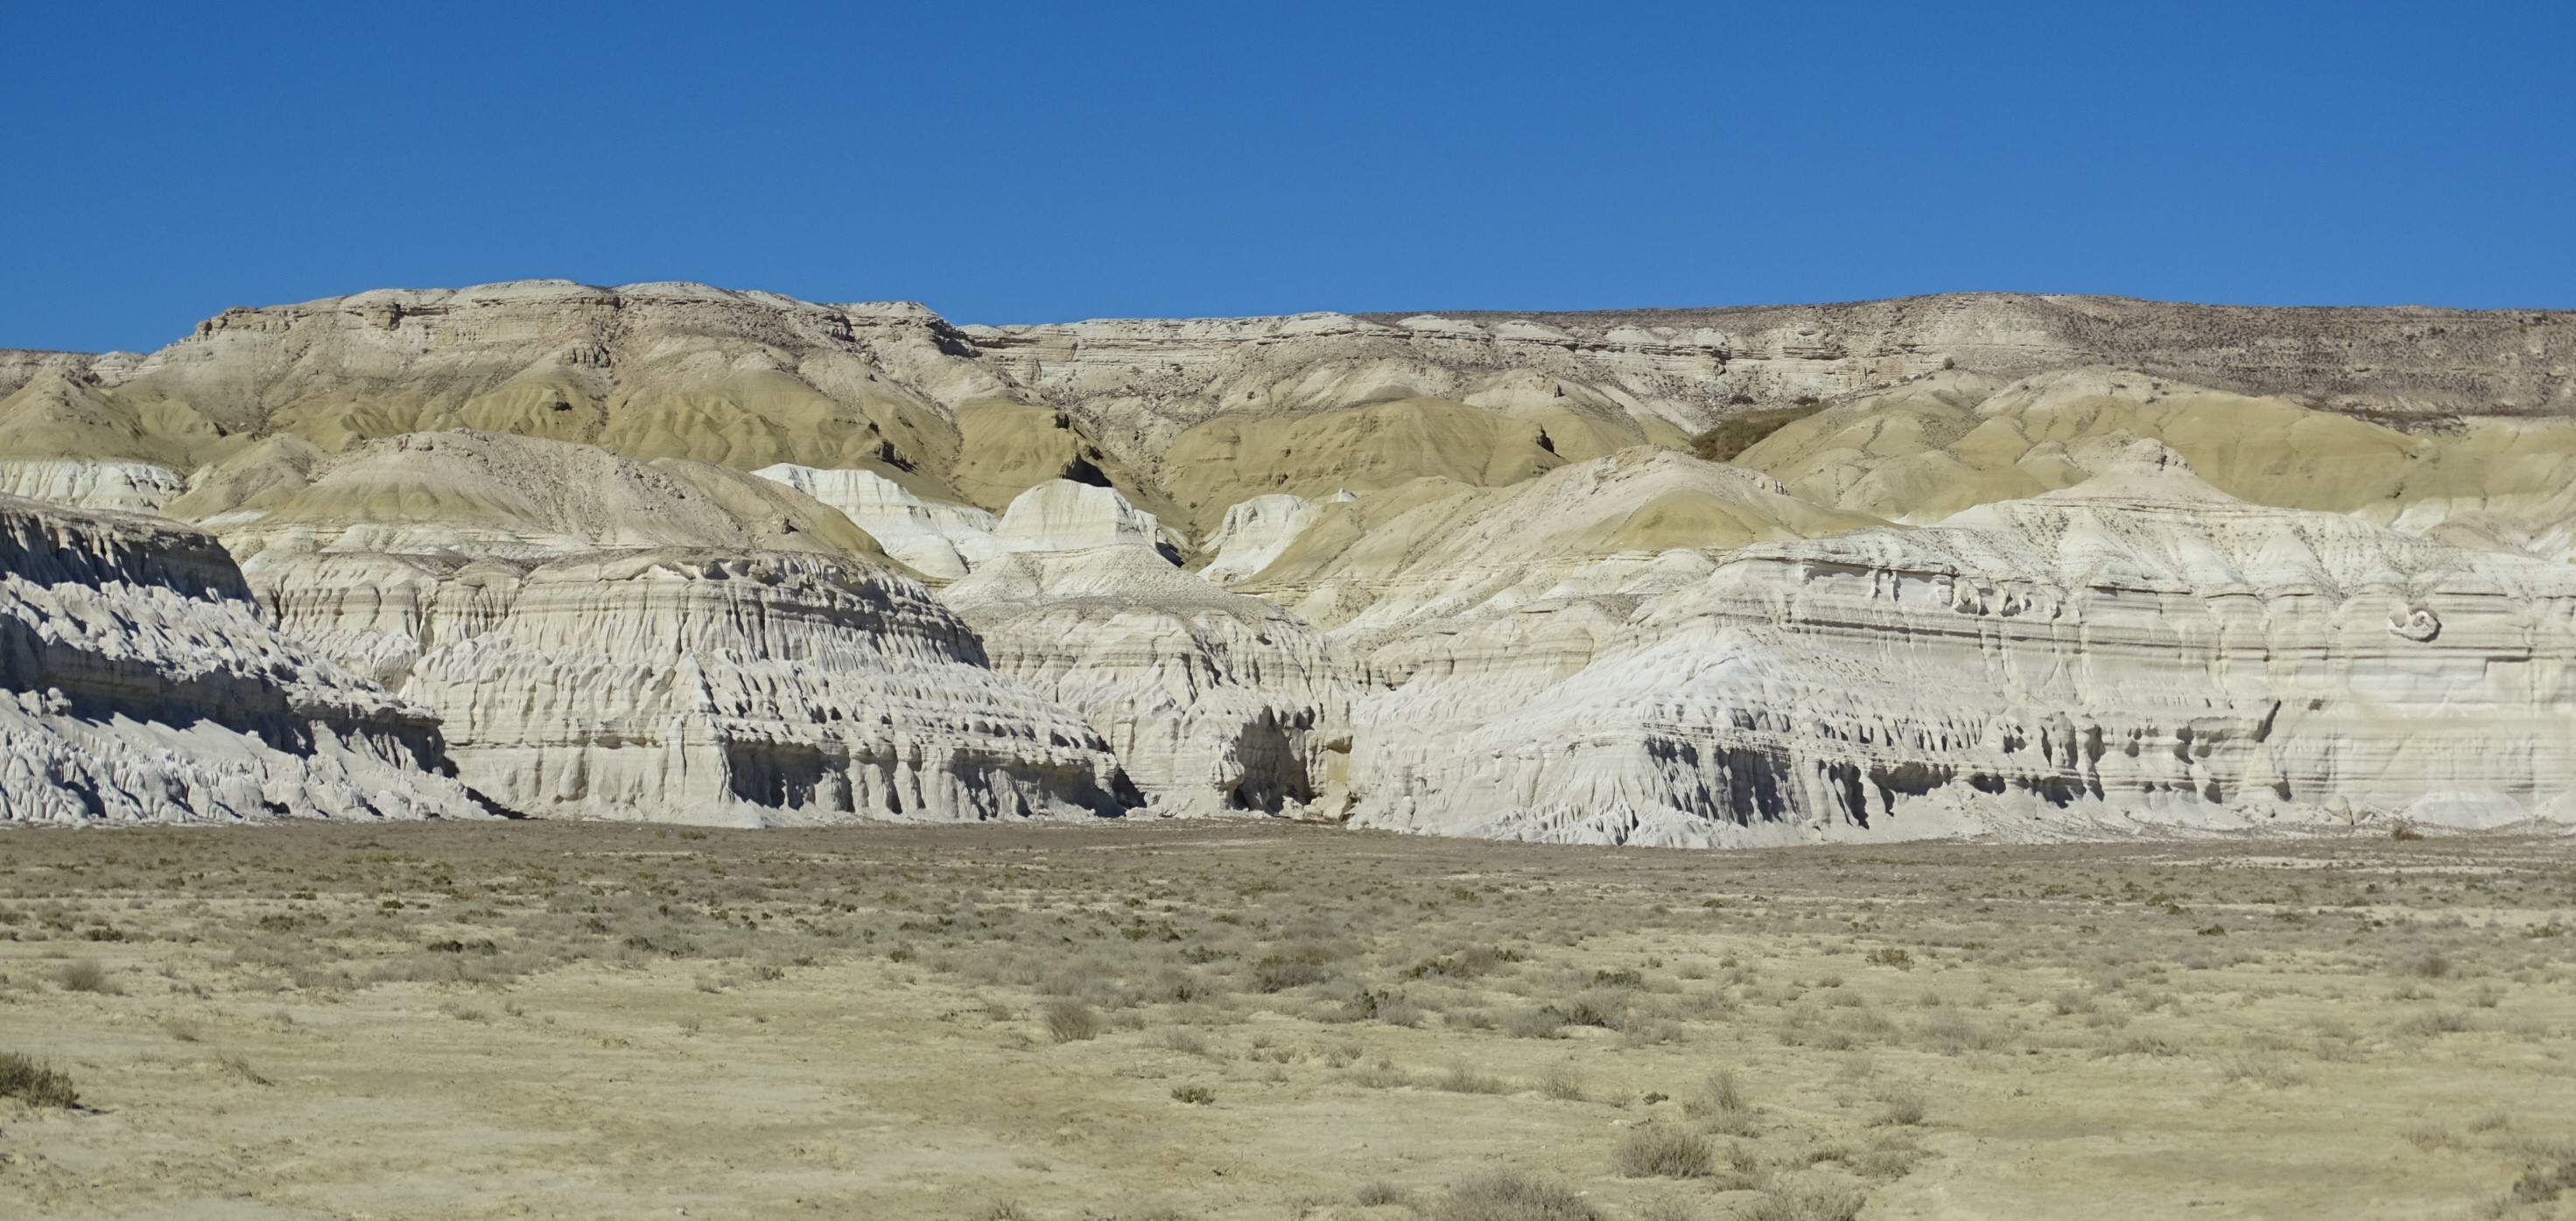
0, 495, 483, 824
1345, 446, 2576, 846
409, 549, 1138, 825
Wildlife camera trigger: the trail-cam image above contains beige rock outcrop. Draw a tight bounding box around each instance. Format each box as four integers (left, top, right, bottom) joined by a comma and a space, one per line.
0, 458, 186, 513
1200, 493, 1344, 586
992, 479, 1185, 558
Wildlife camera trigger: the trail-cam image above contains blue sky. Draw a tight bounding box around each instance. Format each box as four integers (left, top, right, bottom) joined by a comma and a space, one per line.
3, 1, 2570, 353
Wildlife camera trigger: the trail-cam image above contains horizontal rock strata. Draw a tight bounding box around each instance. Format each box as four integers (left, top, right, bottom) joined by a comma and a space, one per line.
1344, 446, 2576, 845
0, 495, 483, 824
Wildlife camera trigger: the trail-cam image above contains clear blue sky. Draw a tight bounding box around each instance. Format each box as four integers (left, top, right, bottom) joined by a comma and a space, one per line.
4, 1, 2570, 354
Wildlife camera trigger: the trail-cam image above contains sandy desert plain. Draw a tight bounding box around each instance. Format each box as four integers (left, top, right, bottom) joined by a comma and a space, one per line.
3, 821, 2573, 1221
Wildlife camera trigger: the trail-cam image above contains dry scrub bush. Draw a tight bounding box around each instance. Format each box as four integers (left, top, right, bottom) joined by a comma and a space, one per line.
1148, 1026, 1211, 1056
1351, 1058, 1413, 1089
1871, 1086, 1928, 1126
0, 1051, 79, 1107
1428, 1170, 1602, 1221
1738, 1183, 1866, 1221
2498, 1140, 2576, 1213
1540, 1063, 1585, 1101
1042, 999, 1101, 1042
1354, 1182, 1411, 1207
1614, 1124, 1714, 1178
1505, 1008, 1565, 1039
1686, 1069, 1760, 1137
55, 958, 112, 993
1435, 1062, 1508, 1094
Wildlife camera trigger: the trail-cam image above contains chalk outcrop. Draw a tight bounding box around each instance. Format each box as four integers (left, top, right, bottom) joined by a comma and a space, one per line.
753, 462, 1001, 579
0, 495, 482, 824
404, 551, 1137, 825
943, 545, 1346, 818
7, 279, 2576, 840
992, 479, 1186, 559
1344, 444, 2576, 845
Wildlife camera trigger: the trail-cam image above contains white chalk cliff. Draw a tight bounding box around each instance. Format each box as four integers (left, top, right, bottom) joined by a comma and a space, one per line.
4, 280, 2574, 840
405, 551, 1136, 825
162, 431, 1141, 825
1343, 443, 2576, 845
943, 544, 1346, 818
0, 495, 483, 824
753, 462, 1002, 579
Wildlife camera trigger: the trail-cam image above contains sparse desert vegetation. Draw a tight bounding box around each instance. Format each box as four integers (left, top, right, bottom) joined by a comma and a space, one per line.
1, 821, 2572, 1219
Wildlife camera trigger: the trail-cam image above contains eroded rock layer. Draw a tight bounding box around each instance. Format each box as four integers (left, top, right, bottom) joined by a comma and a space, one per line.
0, 495, 482, 824
4, 279, 2574, 840
406, 551, 1137, 825
942, 546, 1346, 818
1344, 446, 2576, 845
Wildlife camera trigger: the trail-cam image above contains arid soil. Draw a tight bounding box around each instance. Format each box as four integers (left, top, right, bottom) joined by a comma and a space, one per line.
2, 824, 2572, 1221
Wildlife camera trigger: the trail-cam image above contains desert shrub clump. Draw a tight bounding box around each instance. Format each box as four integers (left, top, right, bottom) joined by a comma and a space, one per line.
0, 1051, 79, 1107
1737, 1184, 1865, 1221
55, 958, 113, 993
1042, 999, 1101, 1042
1429, 1170, 1602, 1221
1613, 1124, 1714, 1178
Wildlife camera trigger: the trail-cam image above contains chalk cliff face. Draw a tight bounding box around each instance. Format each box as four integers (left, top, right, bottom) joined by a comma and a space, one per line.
1342, 444, 2576, 845
189, 432, 1140, 826
406, 551, 1137, 825
4, 280, 2574, 839
0, 495, 482, 824
942, 545, 1346, 818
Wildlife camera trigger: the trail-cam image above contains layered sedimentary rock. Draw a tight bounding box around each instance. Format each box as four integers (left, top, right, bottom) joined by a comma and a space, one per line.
1345, 444, 2576, 845
13, 282, 2569, 550
1731, 368, 2576, 572
992, 479, 1186, 558
1200, 493, 1344, 586
753, 462, 1001, 579
159, 432, 1142, 825
5, 278, 2575, 839
404, 551, 1136, 825
0, 458, 187, 513
1243, 448, 1884, 651
0, 495, 481, 824
943, 545, 1346, 817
